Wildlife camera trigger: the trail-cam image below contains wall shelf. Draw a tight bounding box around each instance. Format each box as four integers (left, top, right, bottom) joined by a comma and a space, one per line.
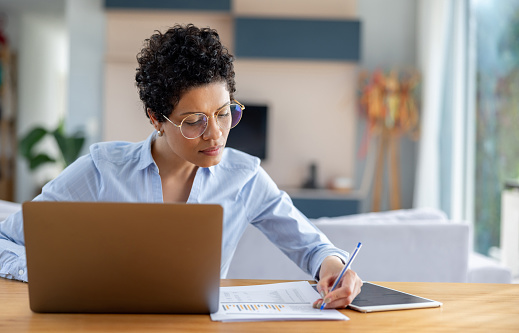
282, 187, 361, 218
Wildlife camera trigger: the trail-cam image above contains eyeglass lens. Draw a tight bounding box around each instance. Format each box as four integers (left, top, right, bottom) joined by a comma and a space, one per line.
180, 103, 243, 139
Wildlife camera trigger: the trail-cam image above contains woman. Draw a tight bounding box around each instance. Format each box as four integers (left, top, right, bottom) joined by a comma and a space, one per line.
0, 24, 361, 309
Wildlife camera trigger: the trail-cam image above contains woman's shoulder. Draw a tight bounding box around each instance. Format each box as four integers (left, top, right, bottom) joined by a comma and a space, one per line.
89, 139, 148, 166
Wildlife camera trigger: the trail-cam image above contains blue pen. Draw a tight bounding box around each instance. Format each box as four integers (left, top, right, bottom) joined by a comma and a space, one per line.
320, 242, 362, 310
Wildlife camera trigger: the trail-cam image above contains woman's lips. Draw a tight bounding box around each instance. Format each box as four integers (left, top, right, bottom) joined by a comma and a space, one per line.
200, 146, 222, 156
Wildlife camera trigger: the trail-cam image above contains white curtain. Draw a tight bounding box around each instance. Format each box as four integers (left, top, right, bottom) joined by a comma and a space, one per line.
414, 0, 474, 222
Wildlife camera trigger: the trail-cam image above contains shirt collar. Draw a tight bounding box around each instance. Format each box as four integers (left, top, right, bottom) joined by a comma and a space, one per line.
135, 132, 158, 171
206, 164, 216, 176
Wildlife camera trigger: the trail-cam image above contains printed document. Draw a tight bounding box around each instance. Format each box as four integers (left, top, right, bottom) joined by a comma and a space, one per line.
210, 281, 349, 322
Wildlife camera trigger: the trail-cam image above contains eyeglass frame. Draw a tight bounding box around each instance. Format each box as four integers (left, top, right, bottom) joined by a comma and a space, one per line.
161, 100, 245, 139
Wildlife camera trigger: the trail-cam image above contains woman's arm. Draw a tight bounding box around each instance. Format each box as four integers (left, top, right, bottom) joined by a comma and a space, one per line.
241, 167, 350, 281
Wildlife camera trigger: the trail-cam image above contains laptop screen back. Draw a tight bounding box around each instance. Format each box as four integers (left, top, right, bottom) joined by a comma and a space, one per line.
23, 201, 222, 314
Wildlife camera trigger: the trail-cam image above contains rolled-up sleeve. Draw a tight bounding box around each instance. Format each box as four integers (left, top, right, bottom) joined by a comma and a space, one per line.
0, 210, 28, 282
0, 239, 28, 282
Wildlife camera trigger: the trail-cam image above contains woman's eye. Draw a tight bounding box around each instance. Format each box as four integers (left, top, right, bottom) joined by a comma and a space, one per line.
184, 120, 203, 126
183, 115, 206, 126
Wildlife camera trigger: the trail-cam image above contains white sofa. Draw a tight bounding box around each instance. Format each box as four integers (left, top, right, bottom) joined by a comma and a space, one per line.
227, 208, 513, 283
0, 200, 21, 221
0, 201, 511, 283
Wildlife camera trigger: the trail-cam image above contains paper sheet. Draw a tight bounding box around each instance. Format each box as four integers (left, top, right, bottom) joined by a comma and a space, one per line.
210, 281, 349, 322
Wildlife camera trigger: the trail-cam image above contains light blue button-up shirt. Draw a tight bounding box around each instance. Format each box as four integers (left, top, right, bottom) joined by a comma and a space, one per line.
0, 132, 347, 282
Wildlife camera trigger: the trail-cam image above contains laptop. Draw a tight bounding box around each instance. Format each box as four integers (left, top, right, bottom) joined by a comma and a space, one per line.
22, 201, 223, 314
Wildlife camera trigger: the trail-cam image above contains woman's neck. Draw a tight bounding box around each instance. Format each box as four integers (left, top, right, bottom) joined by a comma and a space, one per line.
151, 137, 199, 203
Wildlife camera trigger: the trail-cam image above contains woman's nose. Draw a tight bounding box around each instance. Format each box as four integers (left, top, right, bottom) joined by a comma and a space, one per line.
202, 116, 222, 140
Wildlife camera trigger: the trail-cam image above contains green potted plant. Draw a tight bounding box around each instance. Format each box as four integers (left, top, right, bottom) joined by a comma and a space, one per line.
19, 119, 85, 172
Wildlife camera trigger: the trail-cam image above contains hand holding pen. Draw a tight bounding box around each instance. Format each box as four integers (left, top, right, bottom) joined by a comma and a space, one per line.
313, 242, 363, 310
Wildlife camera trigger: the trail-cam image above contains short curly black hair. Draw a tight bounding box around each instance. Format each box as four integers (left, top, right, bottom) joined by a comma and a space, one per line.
135, 24, 236, 122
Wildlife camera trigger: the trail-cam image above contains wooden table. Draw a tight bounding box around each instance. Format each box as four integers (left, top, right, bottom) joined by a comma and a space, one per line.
1, 279, 518, 332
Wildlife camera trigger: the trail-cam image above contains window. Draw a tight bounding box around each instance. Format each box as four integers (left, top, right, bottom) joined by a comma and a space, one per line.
474, 0, 519, 255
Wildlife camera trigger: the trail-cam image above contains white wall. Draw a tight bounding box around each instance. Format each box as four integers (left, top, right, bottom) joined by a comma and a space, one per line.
65, 0, 105, 148
233, 60, 357, 187
233, 0, 356, 18
358, 0, 417, 69
15, 7, 67, 202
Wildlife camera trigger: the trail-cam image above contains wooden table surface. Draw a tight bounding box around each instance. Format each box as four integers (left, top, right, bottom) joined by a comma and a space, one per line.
1, 278, 518, 332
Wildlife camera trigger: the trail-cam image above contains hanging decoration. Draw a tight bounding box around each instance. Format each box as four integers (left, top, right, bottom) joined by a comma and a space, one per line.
358, 69, 420, 212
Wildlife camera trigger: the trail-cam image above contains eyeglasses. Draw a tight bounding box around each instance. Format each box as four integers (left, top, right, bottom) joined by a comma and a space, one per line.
162, 100, 245, 139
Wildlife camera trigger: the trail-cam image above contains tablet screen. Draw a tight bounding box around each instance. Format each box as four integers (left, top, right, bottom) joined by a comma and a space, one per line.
348, 282, 442, 312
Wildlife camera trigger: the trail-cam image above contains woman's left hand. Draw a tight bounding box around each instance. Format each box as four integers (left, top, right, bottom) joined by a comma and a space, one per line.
312, 255, 363, 309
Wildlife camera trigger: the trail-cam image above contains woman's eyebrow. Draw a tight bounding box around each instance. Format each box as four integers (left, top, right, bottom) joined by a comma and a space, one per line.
216, 101, 231, 111
178, 101, 231, 116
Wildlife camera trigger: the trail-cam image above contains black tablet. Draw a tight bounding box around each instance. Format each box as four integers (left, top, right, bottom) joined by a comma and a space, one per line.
348, 282, 442, 313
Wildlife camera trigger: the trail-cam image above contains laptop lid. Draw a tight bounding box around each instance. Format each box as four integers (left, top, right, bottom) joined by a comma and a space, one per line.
22, 201, 223, 314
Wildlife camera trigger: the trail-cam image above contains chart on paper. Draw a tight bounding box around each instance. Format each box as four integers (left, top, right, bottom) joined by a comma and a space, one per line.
219, 283, 317, 314
221, 303, 287, 313
220, 302, 324, 314
210, 281, 350, 321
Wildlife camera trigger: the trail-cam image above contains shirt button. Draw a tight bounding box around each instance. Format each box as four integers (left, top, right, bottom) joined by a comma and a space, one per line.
18, 269, 24, 276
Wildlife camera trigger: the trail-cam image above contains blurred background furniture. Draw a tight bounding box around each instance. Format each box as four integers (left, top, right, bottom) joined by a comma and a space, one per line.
0, 199, 19, 220
228, 208, 512, 283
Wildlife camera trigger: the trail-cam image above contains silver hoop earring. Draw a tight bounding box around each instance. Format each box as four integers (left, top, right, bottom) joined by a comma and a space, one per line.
157, 130, 163, 137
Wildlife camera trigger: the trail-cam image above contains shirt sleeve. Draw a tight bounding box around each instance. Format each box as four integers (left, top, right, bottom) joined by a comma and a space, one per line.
35, 154, 102, 202
240, 167, 349, 280
0, 154, 101, 282
0, 210, 28, 282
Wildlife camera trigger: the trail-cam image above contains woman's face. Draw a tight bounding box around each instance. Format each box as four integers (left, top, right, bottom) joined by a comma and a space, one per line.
159, 81, 231, 168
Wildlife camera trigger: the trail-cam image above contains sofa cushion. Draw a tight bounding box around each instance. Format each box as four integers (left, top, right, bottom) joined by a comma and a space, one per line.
0, 200, 21, 221
313, 220, 470, 282
227, 218, 470, 282
467, 252, 512, 283
312, 207, 448, 224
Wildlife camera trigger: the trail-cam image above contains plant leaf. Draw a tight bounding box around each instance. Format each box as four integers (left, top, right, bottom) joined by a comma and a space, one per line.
29, 153, 55, 171
19, 127, 48, 160
56, 118, 65, 135
65, 136, 85, 166
52, 130, 85, 167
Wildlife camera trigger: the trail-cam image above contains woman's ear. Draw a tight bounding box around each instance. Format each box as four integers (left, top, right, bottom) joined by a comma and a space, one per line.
148, 108, 164, 137
147, 108, 158, 128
